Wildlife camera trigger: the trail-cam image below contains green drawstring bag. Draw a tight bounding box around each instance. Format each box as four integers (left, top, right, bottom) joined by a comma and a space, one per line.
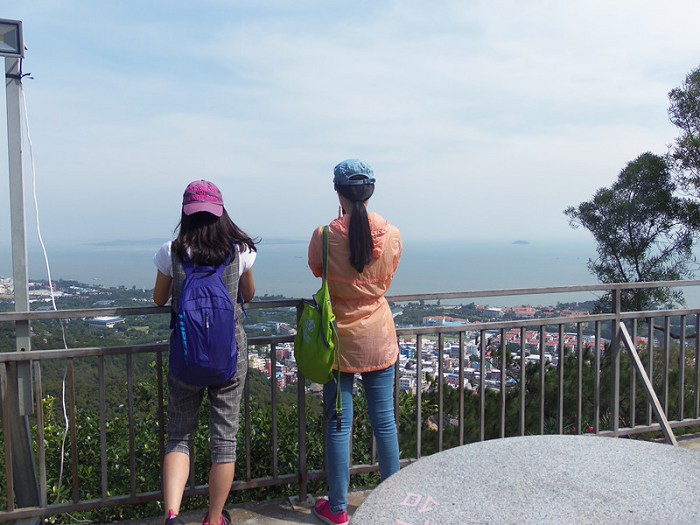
294, 226, 340, 385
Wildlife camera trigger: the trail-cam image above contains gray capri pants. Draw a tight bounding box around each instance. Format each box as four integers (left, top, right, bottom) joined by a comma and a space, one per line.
166, 346, 248, 464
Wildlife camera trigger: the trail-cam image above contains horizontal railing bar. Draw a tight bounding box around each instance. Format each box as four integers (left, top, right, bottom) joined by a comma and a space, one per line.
0, 343, 167, 362
396, 308, 700, 336
397, 313, 611, 335
0, 305, 171, 322
304, 460, 415, 483
0, 299, 304, 322
3, 279, 700, 323
346, 464, 379, 476
243, 299, 305, 309
0, 472, 308, 522
183, 463, 416, 498
0, 334, 295, 363
247, 334, 296, 345
386, 280, 700, 303
193, 474, 302, 494
620, 308, 700, 320
0, 491, 164, 522
598, 418, 700, 438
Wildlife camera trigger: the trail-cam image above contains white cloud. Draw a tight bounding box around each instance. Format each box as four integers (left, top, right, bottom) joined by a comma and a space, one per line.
1, 0, 700, 249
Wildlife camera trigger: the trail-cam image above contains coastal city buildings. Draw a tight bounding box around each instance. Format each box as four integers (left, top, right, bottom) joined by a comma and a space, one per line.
255, 327, 613, 395
256, 304, 608, 394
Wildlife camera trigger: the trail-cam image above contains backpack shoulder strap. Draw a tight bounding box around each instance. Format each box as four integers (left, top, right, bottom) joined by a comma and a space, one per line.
180, 256, 199, 279
213, 252, 234, 279
221, 249, 239, 297
222, 248, 246, 348
171, 249, 186, 311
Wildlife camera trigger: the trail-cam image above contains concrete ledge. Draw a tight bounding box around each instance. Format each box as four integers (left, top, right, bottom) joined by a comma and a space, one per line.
352, 435, 700, 524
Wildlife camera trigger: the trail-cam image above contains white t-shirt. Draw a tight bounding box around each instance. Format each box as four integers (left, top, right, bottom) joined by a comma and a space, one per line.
153, 241, 256, 277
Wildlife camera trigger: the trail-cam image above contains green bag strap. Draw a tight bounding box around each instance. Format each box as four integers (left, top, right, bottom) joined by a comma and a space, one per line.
322, 225, 329, 281
323, 226, 343, 430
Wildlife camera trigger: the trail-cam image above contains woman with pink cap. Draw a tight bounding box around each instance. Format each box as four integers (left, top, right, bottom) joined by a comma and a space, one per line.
153, 180, 257, 525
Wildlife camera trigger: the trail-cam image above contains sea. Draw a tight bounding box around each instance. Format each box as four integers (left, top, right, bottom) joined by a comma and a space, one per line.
2, 238, 699, 307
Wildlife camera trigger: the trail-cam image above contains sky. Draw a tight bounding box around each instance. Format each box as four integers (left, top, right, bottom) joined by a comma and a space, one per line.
2, 0, 700, 249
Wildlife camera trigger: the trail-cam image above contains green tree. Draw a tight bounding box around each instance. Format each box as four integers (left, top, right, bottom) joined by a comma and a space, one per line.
669, 64, 700, 195
565, 152, 695, 311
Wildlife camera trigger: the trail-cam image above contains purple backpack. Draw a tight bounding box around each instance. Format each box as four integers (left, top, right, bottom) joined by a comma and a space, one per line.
170, 256, 237, 386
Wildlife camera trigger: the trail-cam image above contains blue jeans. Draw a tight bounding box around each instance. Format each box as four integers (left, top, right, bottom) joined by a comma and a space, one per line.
323, 364, 400, 513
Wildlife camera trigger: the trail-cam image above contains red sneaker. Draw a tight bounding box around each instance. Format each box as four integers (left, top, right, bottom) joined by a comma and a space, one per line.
164, 509, 186, 525
202, 509, 231, 525
313, 499, 349, 525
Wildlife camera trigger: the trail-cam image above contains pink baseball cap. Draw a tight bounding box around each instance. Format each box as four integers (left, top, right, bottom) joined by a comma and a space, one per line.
182, 180, 224, 217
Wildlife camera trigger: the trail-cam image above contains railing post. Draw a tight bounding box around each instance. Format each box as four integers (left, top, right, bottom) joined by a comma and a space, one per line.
458, 332, 465, 445
295, 301, 308, 501
437, 333, 444, 452
394, 357, 400, 444
629, 319, 637, 428
576, 322, 583, 436
479, 331, 486, 441
594, 322, 601, 433
519, 327, 526, 437
557, 324, 564, 435
538, 326, 545, 435
270, 342, 279, 479
663, 316, 671, 417
611, 289, 621, 436
647, 317, 655, 426
500, 328, 506, 439
695, 315, 700, 420
679, 315, 686, 422
416, 334, 423, 458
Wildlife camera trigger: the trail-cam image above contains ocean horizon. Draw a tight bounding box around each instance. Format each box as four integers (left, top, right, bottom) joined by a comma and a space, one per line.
2, 238, 699, 307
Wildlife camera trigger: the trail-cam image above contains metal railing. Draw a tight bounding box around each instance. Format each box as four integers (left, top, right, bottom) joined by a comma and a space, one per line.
2, 281, 700, 521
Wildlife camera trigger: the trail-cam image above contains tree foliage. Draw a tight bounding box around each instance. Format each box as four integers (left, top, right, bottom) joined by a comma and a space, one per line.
565, 152, 695, 311
669, 64, 700, 195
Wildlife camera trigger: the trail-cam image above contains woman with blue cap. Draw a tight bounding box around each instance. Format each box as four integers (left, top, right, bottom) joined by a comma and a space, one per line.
307, 159, 402, 525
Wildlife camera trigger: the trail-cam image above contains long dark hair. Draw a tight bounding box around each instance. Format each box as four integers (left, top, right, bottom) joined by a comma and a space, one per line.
172, 209, 257, 266
336, 182, 375, 273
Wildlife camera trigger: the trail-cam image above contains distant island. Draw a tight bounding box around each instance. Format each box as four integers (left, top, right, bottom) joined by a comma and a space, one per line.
512, 240, 530, 245
84, 239, 165, 247
85, 237, 308, 247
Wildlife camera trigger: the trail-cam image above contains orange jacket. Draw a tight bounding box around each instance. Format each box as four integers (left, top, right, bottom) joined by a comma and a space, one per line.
308, 212, 402, 373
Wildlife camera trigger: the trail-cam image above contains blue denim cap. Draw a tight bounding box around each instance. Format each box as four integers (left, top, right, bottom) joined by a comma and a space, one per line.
333, 159, 376, 186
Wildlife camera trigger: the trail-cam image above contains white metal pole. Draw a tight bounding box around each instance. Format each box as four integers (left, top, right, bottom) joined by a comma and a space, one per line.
6, 54, 41, 518
6, 57, 31, 376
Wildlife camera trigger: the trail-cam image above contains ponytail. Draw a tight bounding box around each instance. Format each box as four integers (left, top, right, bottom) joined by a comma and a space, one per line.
337, 183, 375, 273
